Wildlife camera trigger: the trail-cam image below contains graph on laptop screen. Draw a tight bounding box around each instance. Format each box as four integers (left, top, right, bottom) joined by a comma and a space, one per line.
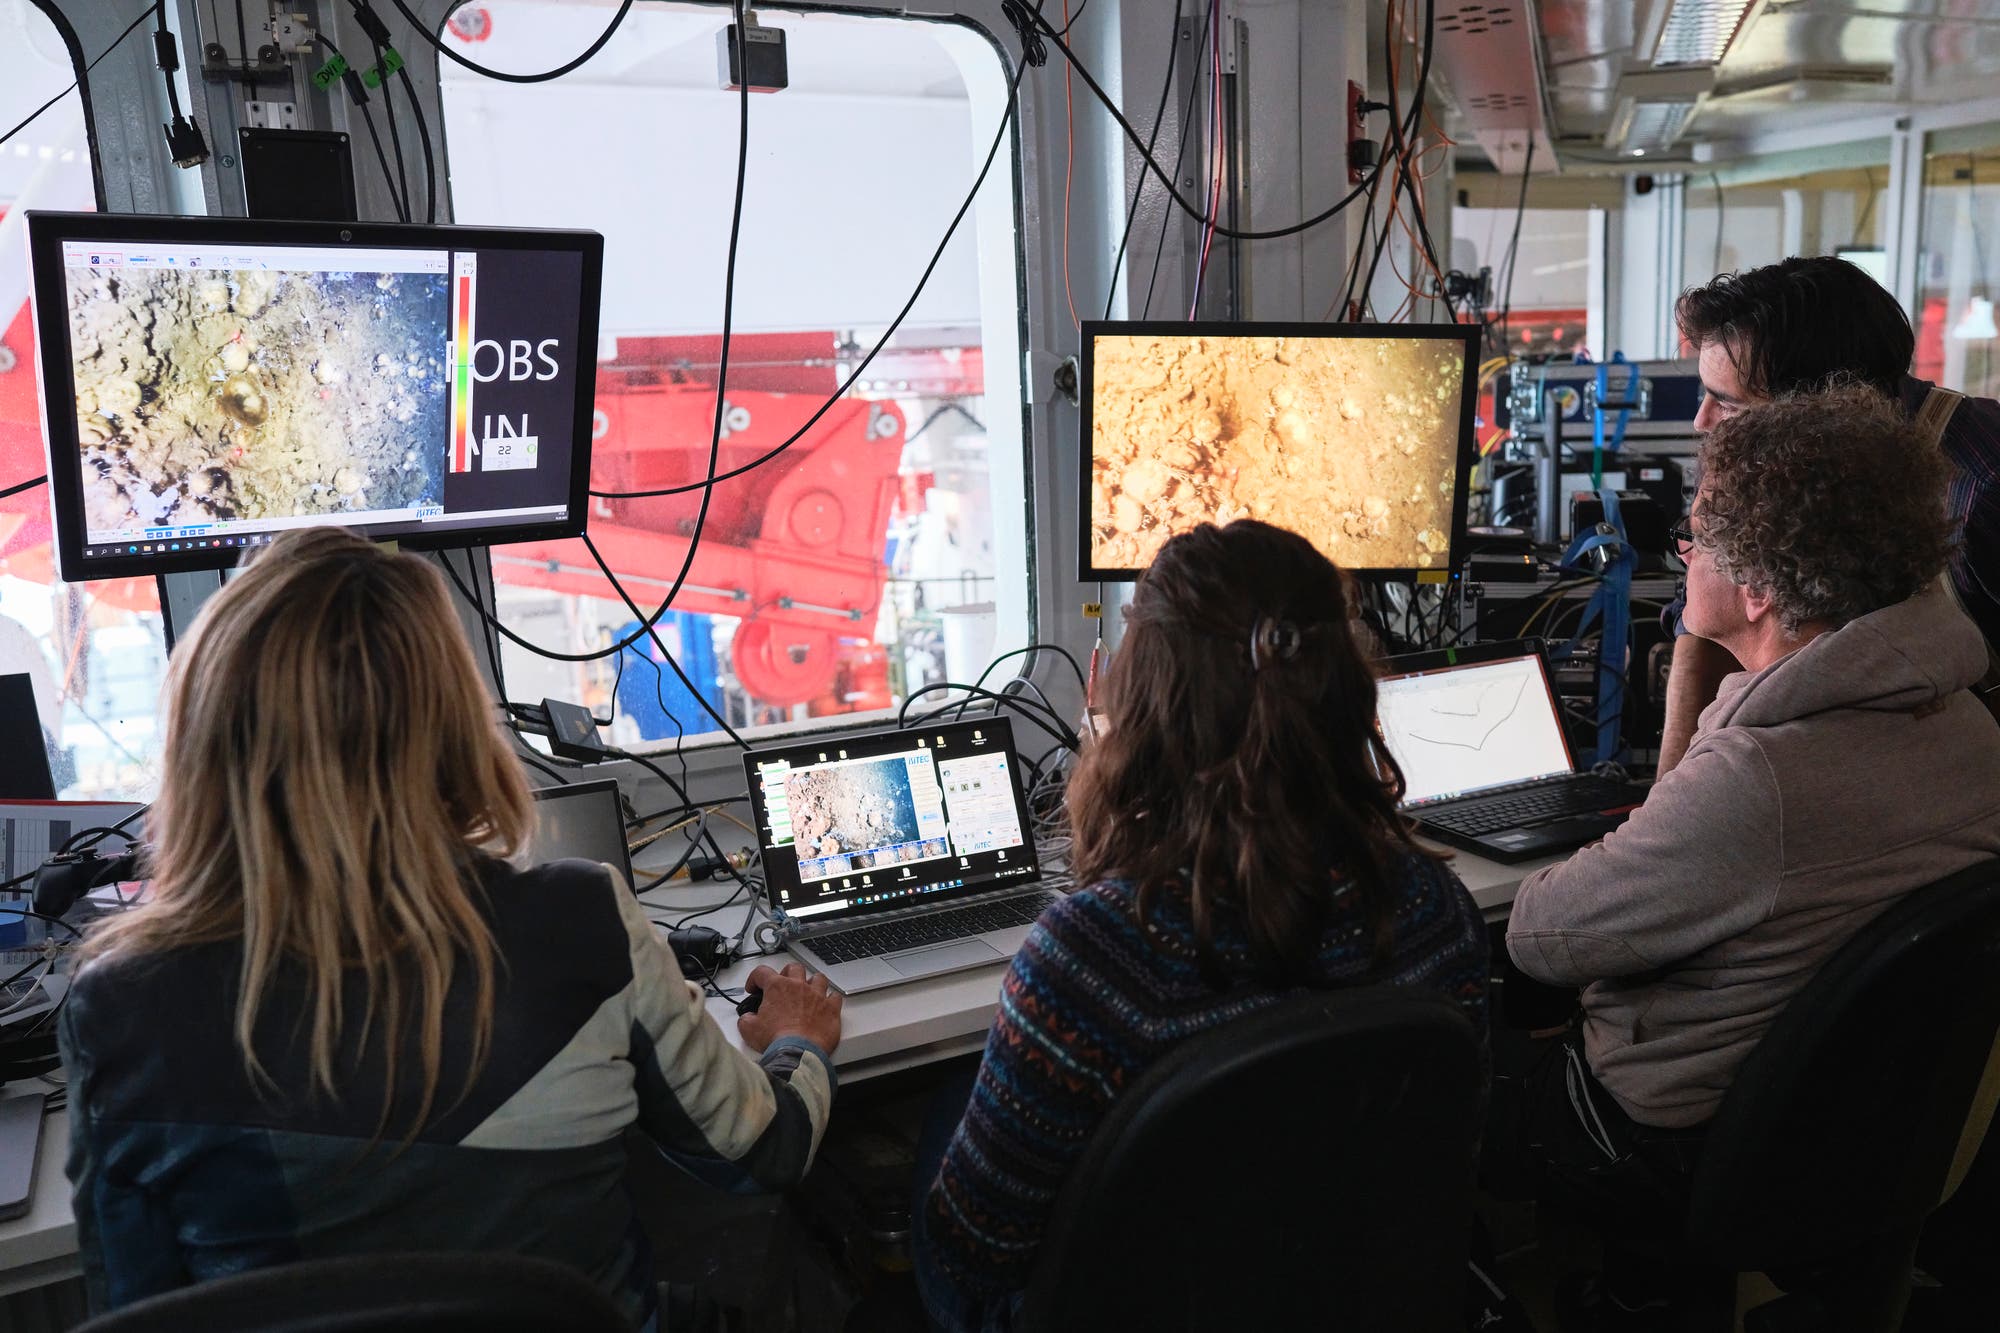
745, 717, 1039, 924
1376, 652, 1573, 805
1080, 320, 1478, 580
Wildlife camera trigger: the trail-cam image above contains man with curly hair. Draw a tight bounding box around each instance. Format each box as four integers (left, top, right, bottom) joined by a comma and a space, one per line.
1662, 255, 2000, 770
1485, 386, 2000, 1322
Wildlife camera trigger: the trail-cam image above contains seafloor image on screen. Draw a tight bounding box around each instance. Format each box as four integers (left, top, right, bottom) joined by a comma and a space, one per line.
785, 759, 923, 860
65, 265, 450, 532
1090, 333, 1466, 572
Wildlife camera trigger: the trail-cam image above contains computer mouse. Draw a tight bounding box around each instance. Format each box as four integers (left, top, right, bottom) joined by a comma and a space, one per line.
734, 989, 763, 1017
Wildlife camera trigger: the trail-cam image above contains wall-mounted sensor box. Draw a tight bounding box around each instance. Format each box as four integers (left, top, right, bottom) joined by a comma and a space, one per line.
718, 16, 788, 93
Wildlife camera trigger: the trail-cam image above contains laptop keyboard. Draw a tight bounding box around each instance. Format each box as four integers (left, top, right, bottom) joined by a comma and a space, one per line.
804, 892, 1061, 965
1421, 776, 1639, 838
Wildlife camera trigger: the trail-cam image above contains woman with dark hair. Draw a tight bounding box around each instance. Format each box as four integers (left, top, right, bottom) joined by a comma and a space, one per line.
913, 519, 1489, 1331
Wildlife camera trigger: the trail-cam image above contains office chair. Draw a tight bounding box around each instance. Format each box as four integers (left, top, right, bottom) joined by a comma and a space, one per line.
1618, 856, 2000, 1333
72, 1250, 633, 1332
1014, 986, 1484, 1333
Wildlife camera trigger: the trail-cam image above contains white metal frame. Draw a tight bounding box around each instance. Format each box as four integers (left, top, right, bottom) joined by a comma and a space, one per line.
31, 0, 1373, 817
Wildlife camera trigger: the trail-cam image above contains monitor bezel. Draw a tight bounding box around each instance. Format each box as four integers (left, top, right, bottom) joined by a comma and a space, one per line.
529, 777, 635, 890
26, 210, 604, 583
1373, 636, 1581, 797
1077, 319, 1481, 583
739, 713, 1044, 928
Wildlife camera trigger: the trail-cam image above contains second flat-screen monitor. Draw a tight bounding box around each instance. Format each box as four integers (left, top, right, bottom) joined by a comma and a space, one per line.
27, 211, 604, 582
1081, 321, 1479, 581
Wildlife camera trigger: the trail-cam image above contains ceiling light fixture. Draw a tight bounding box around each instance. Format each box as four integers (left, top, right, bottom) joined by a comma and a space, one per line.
1605, 66, 1717, 154
1634, 0, 1772, 69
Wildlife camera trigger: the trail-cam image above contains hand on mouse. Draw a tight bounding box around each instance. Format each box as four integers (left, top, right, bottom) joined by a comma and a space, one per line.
737, 961, 843, 1056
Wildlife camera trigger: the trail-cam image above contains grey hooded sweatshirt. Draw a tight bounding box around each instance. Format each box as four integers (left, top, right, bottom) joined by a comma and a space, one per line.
1507, 585, 2000, 1128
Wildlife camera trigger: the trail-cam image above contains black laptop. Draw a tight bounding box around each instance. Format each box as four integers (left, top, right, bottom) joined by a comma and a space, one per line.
1375, 639, 1647, 863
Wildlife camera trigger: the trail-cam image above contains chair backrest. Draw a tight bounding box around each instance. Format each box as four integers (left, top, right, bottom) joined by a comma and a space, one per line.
1015, 985, 1484, 1333
73, 1250, 633, 1332
1687, 857, 2000, 1271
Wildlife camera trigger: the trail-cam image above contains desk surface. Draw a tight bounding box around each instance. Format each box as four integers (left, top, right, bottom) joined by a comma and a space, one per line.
0, 846, 1551, 1293
685, 843, 1549, 1083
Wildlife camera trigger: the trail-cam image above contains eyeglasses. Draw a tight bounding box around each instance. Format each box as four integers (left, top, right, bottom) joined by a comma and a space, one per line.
1668, 523, 1696, 560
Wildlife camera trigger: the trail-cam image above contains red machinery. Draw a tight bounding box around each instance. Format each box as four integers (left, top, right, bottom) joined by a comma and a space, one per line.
502, 333, 912, 707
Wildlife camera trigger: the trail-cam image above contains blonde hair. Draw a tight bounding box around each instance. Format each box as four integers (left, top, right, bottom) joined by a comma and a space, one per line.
82, 527, 531, 1135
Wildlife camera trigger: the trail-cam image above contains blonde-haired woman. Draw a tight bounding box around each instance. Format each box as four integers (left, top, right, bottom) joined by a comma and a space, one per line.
60, 528, 842, 1326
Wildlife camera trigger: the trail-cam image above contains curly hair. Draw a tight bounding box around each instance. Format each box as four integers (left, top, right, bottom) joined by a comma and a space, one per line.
1695, 382, 1954, 634
1065, 520, 1431, 983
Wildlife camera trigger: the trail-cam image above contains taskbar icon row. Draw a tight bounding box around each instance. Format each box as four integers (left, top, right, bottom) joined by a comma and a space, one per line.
87, 533, 275, 558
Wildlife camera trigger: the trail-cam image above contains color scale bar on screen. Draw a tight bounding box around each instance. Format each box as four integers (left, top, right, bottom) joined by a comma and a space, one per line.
451, 257, 477, 473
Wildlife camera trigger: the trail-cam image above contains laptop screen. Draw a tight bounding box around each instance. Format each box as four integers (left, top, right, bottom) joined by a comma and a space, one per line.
742, 716, 1041, 927
1376, 646, 1575, 807
530, 780, 635, 889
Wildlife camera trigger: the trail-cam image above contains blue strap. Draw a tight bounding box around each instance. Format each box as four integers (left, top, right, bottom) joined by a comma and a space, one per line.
1590, 352, 1637, 489
1555, 486, 1635, 765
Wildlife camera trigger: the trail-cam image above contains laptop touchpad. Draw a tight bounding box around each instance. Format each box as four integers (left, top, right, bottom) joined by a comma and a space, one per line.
884, 940, 1003, 975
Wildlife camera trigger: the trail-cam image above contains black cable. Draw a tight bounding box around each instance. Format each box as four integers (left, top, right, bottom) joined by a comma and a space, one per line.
581, 531, 748, 749
1023, 6, 1370, 241
1103, 0, 1185, 320
1710, 172, 1725, 278
933, 677, 1080, 750
619, 0, 756, 653
0, 476, 48, 501
1378, 0, 1452, 317
314, 34, 409, 221
233, 0, 251, 70
1344, 143, 1395, 320
967, 641, 1091, 707
441, 0, 766, 689
397, 64, 438, 223
898, 682, 1079, 754
56, 825, 137, 855
1495, 137, 1536, 352
1140, 0, 1214, 319
381, 0, 635, 84
999, 0, 1049, 67
592, 29, 1033, 503
154, 2, 183, 119
511, 738, 573, 787
0, 5, 154, 152
610, 746, 743, 896
595, 626, 625, 728
371, 39, 413, 226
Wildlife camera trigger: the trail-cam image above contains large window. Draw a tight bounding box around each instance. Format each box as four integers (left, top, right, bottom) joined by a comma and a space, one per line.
1917, 125, 2000, 400
439, 1, 1028, 750
1, 0, 167, 799
1682, 153, 1889, 285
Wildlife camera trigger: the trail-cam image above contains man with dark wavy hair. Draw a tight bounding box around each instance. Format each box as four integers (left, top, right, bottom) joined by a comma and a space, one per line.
1489, 386, 2000, 1322
1662, 255, 2000, 769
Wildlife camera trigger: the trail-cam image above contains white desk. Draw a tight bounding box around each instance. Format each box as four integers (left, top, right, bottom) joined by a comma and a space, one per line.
0, 846, 1555, 1295
679, 844, 1555, 1084
0, 1087, 77, 1299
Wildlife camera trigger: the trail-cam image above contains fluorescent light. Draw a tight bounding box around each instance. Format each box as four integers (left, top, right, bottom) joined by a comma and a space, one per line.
1605, 67, 1716, 153
1634, 0, 1771, 69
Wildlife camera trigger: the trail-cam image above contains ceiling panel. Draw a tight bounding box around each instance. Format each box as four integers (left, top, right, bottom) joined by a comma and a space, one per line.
1493, 0, 2000, 167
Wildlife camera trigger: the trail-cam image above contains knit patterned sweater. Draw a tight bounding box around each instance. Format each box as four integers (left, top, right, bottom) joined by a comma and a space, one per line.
917, 852, 1489, 1328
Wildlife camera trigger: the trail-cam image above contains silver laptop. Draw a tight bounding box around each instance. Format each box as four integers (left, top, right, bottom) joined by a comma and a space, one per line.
530, 779, 637, 889
741, 715, 1060, 994
1376, 639, 1646, 863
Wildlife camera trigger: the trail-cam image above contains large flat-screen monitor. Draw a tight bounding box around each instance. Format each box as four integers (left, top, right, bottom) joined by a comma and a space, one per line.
1080, 320, 1479, 581
26, 212, 604, 581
